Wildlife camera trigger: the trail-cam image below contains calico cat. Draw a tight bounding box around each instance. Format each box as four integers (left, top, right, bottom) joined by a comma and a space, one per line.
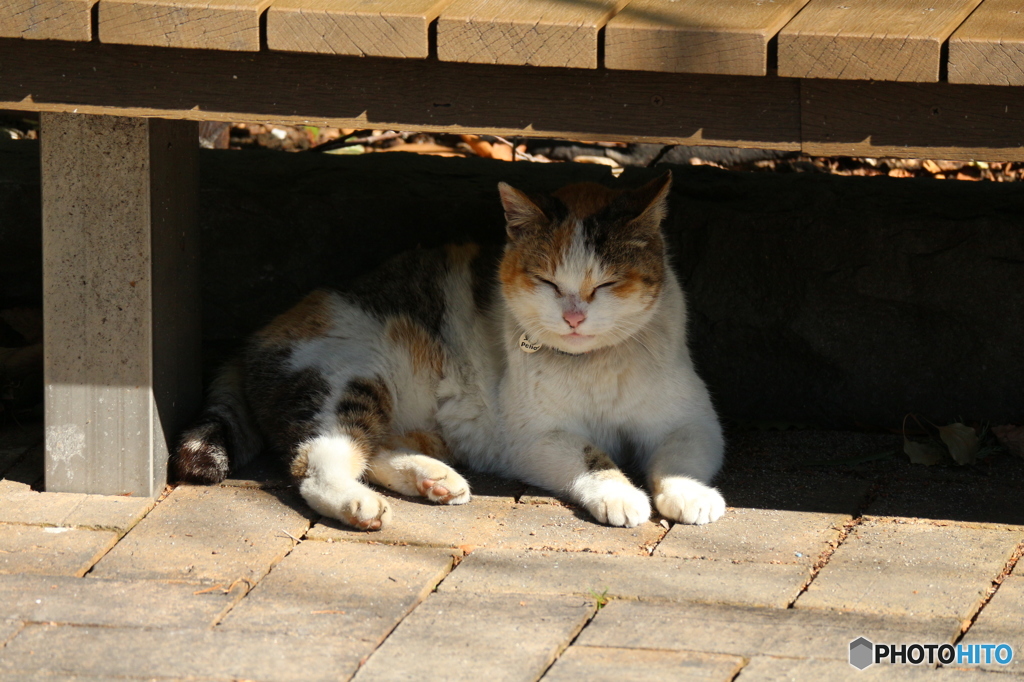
174, 171, 726, 530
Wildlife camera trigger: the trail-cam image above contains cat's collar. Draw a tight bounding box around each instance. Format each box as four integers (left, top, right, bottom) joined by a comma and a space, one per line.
517, 332, 590, 357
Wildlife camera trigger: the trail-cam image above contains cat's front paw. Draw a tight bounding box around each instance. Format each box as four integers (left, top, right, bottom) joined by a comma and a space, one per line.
654, 477, 725, 525
582, 479, 651, 528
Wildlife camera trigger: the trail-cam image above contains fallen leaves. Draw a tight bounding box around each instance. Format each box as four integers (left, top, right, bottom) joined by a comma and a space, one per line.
937, 423, 980, 465
992, 425, 1024, 459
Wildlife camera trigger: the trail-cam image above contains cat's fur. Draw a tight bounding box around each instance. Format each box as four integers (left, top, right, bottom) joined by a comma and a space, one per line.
174, 172, 726, 530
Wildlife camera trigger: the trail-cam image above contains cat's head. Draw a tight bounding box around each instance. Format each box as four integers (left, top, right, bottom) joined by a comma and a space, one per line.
497, 172, 671, 355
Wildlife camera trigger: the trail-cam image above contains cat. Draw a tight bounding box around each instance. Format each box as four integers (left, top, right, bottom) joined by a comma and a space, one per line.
173, 171, 726, 530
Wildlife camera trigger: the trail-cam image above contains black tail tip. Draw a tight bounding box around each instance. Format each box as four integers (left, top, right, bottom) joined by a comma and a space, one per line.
172, 424, 230, 484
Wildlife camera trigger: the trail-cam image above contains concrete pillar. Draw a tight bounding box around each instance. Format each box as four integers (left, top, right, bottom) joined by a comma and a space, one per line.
40, 113, 200, 496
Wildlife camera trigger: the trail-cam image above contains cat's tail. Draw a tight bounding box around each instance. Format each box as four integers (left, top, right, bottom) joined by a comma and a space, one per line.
172, 358, 261, 484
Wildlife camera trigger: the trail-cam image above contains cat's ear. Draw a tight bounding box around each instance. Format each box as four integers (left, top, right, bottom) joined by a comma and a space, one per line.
498, 182, 548, 240
626, 171, 672, 232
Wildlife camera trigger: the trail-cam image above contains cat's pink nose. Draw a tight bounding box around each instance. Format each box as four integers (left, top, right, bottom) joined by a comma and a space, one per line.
563, 310, 586, 329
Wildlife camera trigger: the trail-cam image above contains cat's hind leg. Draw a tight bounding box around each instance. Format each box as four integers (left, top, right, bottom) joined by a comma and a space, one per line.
365, 431, 471, 505
294, 434, 392, 531
289, 376, 397, 531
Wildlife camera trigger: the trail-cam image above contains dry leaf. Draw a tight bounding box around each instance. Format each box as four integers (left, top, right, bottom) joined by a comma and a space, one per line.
937, 423, 979, 465
490, 143, 514, 162
992, 425, 1024, 459
904, 438, 944, 466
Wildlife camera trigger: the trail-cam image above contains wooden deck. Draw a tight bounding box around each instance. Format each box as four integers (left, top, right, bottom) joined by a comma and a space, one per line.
2, 0, 1023, 84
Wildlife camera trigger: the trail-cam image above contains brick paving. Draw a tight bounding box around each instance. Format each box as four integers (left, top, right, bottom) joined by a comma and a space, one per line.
1, 428, 1023, 681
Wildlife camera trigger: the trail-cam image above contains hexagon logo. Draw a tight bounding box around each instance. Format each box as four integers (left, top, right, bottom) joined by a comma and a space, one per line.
849, 637, 874, 670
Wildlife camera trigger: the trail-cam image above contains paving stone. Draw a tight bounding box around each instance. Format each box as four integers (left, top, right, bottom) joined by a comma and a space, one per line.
735, 656, 1019, 680
0, 573, 239, 628
0, 624, 365, 682
519, 485, 565, 505
0, 674, 189, 682
0, 479, 153, 533
354, 591, 592, 682
543, 645, 744, 681
490, 503, 665, 556
963, 575, 1024, 673
577, 600, 960, 661
439, 549, 809, 608
308, 494, 515, 550
220, 540, 453, 642
0, 524, 117, 577
656, 507, 848, 565
0, 619, 20, 645
89, 485, 313, 584
63, 495, 155, 533
0, 479, 84, 525
867, 471, 1024, 527
796, 518, 1024, 621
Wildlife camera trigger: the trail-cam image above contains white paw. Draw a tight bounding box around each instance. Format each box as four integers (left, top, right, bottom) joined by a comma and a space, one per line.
414, 461, 471, 506
300, 479, 393, 531
367, 453, 471, 505
583, 478, 651, 528
655, 477, 725, 525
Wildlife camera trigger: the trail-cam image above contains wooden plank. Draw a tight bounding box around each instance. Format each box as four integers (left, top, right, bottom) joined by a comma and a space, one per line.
949, 0, 1024, 85
436, 0, 628, 68
41, 113, 200, 496
801, 79, 1024, 161
0, 0, 95, 41
778, 0, 983, 82
605, 0, 810, 77
0, 38, 802, 150
267, 0, 453, 59
98, 0, 272, 51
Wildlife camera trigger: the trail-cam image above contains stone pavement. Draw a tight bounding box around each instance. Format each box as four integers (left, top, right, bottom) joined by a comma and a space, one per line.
1, 425, 1023, 681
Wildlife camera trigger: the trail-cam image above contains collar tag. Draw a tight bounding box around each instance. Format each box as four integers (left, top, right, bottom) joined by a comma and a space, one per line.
518, 333, 542, 353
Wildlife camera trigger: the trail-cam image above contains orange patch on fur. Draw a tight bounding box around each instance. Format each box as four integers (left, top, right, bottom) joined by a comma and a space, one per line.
387, 431, 451, 461
445, 243, 480, 269
498, 251, 537, 291
611, 273, 644, 299
386, 316, 444, 377
256, 290, 334, 345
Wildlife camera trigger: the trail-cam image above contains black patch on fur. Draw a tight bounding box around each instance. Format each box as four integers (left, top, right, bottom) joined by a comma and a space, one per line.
244, 344, 332, 454
583, 445, 617, 472
344, 249, 448, 336
336, 377, 393, 451
172, 420, 230, 484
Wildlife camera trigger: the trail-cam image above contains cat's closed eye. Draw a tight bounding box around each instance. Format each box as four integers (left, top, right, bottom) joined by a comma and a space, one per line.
535, 276, 561, 295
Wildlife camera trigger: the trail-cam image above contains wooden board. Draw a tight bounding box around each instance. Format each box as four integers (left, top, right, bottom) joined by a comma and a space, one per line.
802, 79, 1024, 161
436, 0, 628, 68
98, 0, 273, 51
605, 0, 810, 77
0, 0, 95, 41
949, 0, 1024, 85
0, 38, 802, 150
267, 0, 453, 58
778, 0, 983, 82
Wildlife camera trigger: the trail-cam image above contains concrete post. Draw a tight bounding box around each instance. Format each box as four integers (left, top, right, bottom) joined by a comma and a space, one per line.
40, 113, 200, 496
